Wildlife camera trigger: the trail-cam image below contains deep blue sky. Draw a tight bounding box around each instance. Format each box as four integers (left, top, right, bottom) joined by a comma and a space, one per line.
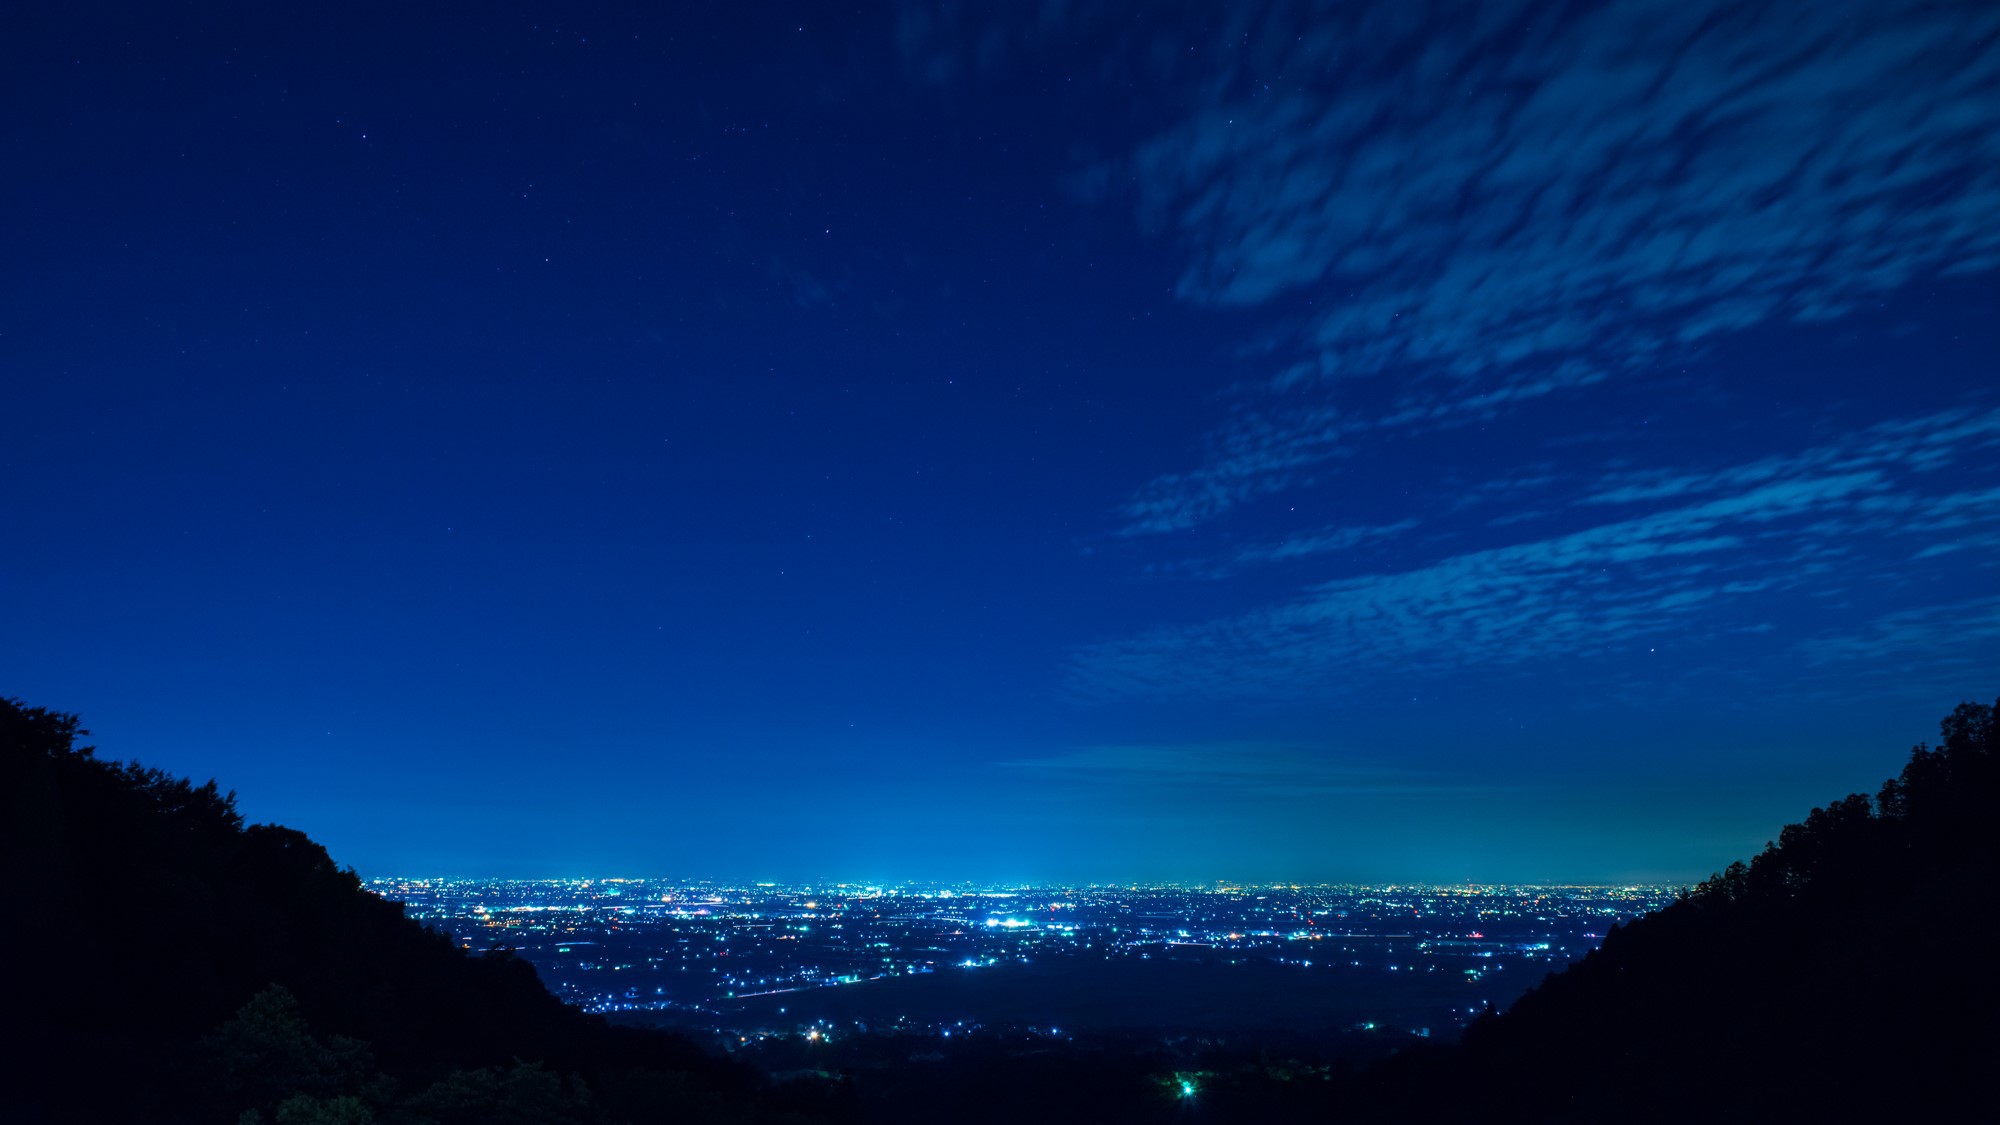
5, 1, 1996, 883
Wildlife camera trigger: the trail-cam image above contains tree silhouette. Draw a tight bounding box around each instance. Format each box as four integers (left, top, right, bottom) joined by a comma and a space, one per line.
7, 692, 1993, 1123
1, 695, 827, 1124
1345, 694, 2000, 1123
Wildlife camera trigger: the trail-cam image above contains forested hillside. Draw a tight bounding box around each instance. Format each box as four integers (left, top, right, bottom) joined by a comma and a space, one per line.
2, 698, 842, 1124
1354, 696, 1997, 1122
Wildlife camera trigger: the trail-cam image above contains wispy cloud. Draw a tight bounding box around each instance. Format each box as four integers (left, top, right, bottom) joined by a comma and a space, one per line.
1797, 594, 2000, 671
1151, 518, 1421, 579
1581, 407, 2000, 507
1108, 0, 2000, 529
1119, 404, 1347, 534
1225, 518, 1419, 567
897, 2, 1999, 709
1076, 409, 2000, 698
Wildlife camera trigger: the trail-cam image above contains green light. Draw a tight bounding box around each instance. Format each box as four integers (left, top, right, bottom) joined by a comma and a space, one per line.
1178, 1079, 1197, 1099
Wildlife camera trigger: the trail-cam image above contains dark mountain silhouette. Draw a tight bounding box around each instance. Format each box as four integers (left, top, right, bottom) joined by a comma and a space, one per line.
2, 698, 845, 1124
1347, 695, 1999, 1123
7, 693, 1994, 1123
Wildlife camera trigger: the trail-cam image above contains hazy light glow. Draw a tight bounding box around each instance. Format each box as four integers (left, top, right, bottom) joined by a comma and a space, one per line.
2, 2, 1994, 885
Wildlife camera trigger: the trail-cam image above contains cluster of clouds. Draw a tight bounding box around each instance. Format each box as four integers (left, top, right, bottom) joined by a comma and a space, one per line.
1115, 0, 2000, 532
1076, 408, 2000, 697
1797, 594, 2000, 674
895, 1, 2000, 704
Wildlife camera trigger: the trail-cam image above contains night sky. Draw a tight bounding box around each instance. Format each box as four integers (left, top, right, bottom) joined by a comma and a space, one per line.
5, 2, 1996, 884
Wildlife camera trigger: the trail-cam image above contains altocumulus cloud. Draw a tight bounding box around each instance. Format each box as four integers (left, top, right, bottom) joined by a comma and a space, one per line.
895, 2, 1999, 702
1075, 408, 2000, 698
1114, 0, 2000, 531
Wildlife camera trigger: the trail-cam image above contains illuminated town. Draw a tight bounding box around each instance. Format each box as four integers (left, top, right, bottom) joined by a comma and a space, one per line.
373, 879, 1673, 1050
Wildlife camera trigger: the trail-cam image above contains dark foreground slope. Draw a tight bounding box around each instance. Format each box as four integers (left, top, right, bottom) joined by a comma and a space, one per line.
796, 697, 1999, 1125
7, 694, 1993, 1124
2, 699, 841, 1125
1353, 696, 1999, 1123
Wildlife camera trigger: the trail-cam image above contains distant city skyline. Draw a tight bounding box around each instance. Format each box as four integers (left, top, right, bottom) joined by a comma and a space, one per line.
5, 1, 1996, 883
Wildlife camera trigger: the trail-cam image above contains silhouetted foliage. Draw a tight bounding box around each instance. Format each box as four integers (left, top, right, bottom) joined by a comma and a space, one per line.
1, 697, 834, 1124
1343, 694, 2000, 1122
8, 694, 1994, 1123
399, 1060, 591, 1125
202, 986, 389, 1115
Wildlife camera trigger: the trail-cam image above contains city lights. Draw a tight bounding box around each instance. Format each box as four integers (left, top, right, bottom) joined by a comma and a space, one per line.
368, 878, 1670, 1046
